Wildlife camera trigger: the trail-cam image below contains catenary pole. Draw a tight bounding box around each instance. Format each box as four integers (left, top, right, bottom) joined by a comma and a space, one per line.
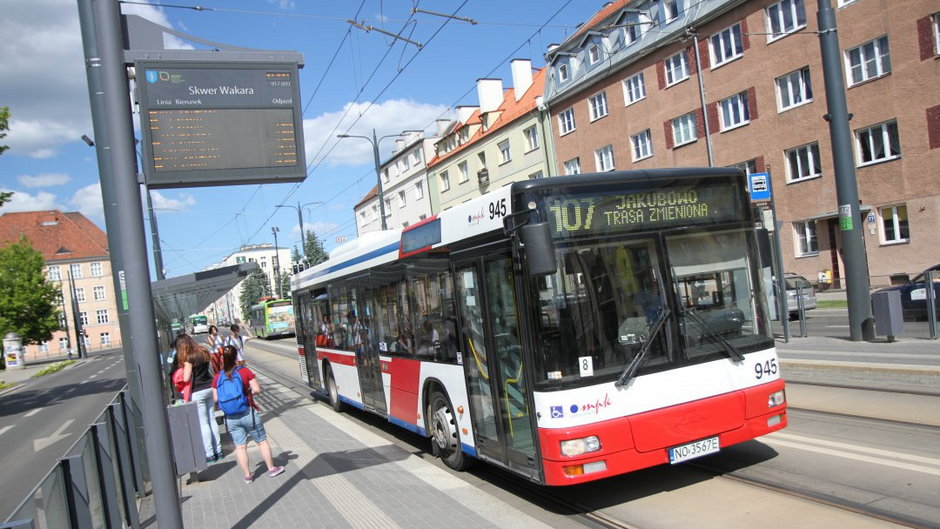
817, 0, 874, 341
372, 129, 387, 230
84, 1, 183, 527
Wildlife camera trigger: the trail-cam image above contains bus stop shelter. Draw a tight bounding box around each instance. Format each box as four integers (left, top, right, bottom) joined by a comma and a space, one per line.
151, 262, 258, 350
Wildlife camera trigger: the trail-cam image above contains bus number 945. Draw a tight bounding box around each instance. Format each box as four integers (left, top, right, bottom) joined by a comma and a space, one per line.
489, 198, 507, 219
754, 359, 778, 379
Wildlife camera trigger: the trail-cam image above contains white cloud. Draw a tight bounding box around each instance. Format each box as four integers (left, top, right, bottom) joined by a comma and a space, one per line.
290, 221, 340, 241
150, 190, 196, 212
17, 173, 71, 188
0, 188, 64, 212
304, 99, 452, 168
69, 183, 104, 220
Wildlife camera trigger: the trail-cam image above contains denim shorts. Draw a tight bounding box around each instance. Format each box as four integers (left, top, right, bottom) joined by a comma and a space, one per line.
227, 408, 266, 446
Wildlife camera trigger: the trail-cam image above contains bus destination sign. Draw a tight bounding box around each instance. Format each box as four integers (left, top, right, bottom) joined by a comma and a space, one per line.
546, 181, 744, 238
136, 60, 306, 189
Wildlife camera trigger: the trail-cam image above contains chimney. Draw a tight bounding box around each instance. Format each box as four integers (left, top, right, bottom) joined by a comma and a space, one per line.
436, 119, 451, 136
395, 138, 405, 152
510, 59, 532, 101
476, 78, 503, 114
456, 106, 478, 124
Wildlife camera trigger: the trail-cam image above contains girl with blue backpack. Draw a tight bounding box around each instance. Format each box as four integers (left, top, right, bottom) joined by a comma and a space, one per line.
212, 345, 284, 483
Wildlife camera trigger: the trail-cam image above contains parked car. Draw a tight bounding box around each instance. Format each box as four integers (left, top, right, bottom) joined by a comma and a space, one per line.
875, 264, 940, 321
784, 274, 817, 317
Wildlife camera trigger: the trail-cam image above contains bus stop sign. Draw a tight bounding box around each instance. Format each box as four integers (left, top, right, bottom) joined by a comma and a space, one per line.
748, 172, 772, 203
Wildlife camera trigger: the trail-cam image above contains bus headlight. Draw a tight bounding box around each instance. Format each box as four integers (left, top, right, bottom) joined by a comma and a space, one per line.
560, 436, 601, 456
768, 390, 786, 408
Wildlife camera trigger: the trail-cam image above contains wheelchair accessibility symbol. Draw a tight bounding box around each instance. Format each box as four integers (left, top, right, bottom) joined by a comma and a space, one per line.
550, 406, 564, 418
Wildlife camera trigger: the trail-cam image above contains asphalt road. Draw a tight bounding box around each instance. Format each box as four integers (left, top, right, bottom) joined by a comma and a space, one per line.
778, 307, 939, 341
0, 350, 127, 520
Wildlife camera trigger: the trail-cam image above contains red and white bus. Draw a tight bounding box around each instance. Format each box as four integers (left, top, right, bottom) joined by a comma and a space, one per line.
291, 168, 787, 485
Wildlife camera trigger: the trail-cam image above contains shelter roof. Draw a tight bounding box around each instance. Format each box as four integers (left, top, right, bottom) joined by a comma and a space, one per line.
151, 262, 259, 323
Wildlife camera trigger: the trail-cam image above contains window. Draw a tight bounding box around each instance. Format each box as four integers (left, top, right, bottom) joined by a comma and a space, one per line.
96, 309, 110, 324
382, 169, 390, 184
719, 92, 750, 130
934, 13, 940, 55
524, 126, 539, 151
766, 0, 806, 41
856, 120, 900, 165
776, 67, 813, 111
837, 0, 856, 6
631, 130, 653, 161
59, 337, 69, 351
558, 108, 576, 135
563, 158, 581, 175
235, 256, 246, 264
847, 36, 890, 85
384, 199, 392, 215
595, 145, 615, 172
623, 72, 646, 105
589, 92, 608, 121
664, 0, 680, 21
48, 266, 61, 281
100, 332, 111, 346
39, 342, 48, 353
75, 288, 86, 303
664, 51, 689, 86
588, 44, 601, 65
90, 262, 103, 277
528, 171, 544, 180
498, 140, 512, 163
398, 190, 407, 208
710, 23, 744, 66
80, 311, 89, 326
260, 260, 268, 268
672, 113, 698, 146
732, 159, 758, 175
440, 171, 450, 191
558, 63, 569, 82
458, 161, 469, 183
70, 263, 83, 279
785, 142, 822, 182
794, 221, 818, 255
415, 181, 424, 199
93, 286, 106, 301
880, 205, 909, 244
411, 150, 421, 167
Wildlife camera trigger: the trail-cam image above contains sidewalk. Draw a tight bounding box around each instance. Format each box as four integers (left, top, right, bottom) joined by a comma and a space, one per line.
138, 357, 558, 529
0, 356, 82, 396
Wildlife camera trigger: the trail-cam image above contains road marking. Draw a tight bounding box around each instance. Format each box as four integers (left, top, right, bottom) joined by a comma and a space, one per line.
765, 432, 940, 476
23, 409, 41, 418
0, 425, 13, 437
33, 419, 74, 452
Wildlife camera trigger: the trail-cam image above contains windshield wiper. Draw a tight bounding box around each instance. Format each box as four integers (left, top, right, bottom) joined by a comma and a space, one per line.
616, 307, 671, 387
683, 307, 745, 362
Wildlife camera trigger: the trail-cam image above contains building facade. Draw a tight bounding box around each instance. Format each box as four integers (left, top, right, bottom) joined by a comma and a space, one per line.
544, 0, 940, 287
354, 131, 439, 234
427, 60, 553, 212
0, 210, 123, 359
205, 243, 292, 324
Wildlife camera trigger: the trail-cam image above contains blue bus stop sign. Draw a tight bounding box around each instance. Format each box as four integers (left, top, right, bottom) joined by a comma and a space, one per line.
748, 172, 772, 203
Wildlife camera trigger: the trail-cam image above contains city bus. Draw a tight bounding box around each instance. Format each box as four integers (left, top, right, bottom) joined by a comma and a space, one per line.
291, 168, 787, 486
189, 314, 209, 334
249, 298, 296, 339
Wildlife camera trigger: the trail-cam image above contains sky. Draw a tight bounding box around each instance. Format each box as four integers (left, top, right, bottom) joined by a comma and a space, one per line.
1, 0, 606, 278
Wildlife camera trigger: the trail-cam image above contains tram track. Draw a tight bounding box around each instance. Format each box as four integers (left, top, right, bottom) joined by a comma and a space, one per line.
248, 340, 938, 529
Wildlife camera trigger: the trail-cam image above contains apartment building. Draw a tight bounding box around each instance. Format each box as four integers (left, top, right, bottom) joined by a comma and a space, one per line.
427, 60, 553, 212
0, 210, 122, 359
206, 243, 292, 324
354, 131, 438, 234
544, 0, 940, 286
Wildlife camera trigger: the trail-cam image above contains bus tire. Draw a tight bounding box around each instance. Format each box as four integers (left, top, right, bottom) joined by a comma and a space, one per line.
427, 389, 471, 471
326, 365, 343, 412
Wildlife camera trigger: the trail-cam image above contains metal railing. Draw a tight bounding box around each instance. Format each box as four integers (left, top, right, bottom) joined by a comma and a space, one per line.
2, 390, 147, 529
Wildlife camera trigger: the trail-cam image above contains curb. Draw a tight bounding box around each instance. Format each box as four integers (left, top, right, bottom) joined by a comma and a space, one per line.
780, 358, 940, 390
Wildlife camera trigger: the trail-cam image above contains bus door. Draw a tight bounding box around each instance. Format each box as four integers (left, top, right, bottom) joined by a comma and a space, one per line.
299, 292, 322, 390
454, 252, 538, 478
352, 282, 387, 415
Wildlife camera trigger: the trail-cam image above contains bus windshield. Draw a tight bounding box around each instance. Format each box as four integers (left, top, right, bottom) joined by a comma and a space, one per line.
530, 229, 772, 389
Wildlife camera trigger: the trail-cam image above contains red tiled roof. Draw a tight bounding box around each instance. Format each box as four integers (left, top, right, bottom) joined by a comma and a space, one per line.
355, 185, 379, 208
0, 210, 110, 262
427, 67, 546, 168
559, 0, 630, 49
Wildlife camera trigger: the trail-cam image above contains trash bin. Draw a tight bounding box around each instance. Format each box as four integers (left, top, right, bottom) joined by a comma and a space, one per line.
872, 290, 904, 341
166, 402, 208, 475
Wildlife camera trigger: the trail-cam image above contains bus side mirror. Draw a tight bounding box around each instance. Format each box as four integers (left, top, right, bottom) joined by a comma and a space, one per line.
521, 222, 556, 277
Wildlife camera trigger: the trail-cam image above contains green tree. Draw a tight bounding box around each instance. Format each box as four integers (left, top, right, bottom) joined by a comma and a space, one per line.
303, 230, 329, 266
0, 237, 62, 345
0, 106, 12, 208
275, 269, 292, 299
239, 267, 272, 322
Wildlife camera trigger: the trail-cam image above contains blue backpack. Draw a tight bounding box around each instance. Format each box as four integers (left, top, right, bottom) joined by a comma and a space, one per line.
217, 367, 250, 416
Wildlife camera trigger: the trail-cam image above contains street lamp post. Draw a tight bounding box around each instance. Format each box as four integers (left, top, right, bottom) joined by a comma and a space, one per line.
337, 129, 420, 231
272, 226, 282, 298
275, 201, 324, 260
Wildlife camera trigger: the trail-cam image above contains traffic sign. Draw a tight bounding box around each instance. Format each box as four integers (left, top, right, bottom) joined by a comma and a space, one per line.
748, 172, 772, 203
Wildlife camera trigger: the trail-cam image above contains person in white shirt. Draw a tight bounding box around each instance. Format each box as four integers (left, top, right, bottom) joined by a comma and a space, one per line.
226, 324, 246, 364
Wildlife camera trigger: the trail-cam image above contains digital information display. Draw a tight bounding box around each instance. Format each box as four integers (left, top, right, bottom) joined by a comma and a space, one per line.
543, 180, 745, 238
136, 61, 306, 189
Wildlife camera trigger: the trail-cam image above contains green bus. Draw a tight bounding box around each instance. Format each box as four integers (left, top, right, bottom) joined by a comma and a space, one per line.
189, 314, 209, 334
249, 298, 295, 339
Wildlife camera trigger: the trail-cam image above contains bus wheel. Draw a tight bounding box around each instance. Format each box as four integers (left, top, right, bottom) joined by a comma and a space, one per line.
326, 365, 343, 412
427, 390, 470, 471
